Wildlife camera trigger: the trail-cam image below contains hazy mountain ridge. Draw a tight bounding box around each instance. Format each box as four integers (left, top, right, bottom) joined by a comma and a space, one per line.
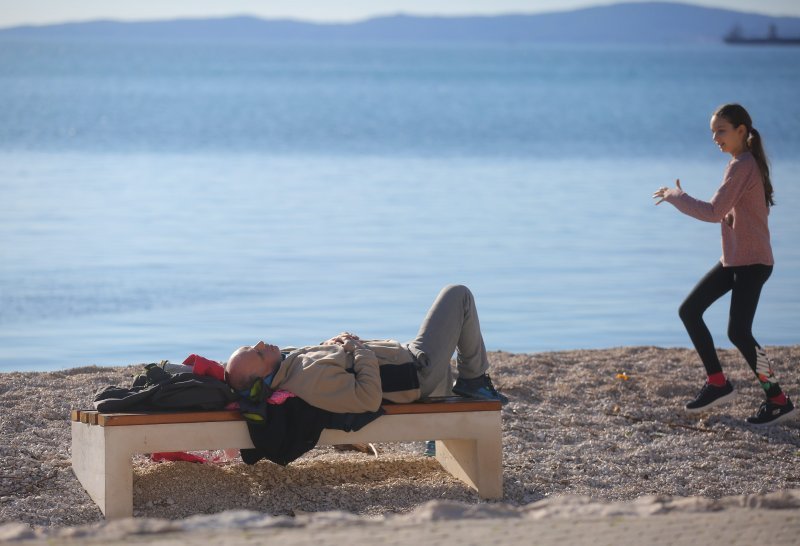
2, 2, 800, 43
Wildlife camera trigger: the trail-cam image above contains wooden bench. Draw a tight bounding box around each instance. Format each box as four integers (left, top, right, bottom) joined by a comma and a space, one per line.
70, 398, 503, 519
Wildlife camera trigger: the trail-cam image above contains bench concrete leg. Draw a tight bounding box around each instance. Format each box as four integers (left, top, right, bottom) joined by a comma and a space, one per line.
324, 410, 503, 499
72, 421, 256, 519
71, 421, 134, 519
435, 413, 503, 499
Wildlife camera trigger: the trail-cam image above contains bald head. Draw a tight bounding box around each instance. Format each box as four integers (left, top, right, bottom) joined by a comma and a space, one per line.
225, 341, 282, 391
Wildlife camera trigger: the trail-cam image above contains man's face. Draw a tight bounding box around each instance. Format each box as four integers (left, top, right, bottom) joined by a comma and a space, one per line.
251, 341, 282, 369
225, 341, 282, 390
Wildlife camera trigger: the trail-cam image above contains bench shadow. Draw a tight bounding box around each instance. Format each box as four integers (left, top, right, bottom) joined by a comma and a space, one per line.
132, 454, 481, 519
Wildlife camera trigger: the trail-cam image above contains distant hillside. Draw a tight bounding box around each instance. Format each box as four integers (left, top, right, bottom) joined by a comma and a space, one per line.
2, 1, 800, 44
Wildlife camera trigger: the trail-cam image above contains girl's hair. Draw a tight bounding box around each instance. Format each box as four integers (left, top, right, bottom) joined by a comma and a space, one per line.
713, 103, 774, 207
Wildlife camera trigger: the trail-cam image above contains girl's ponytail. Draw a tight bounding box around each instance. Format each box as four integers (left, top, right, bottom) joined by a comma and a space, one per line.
714, 104, 774, 207
747, 128, 774, 207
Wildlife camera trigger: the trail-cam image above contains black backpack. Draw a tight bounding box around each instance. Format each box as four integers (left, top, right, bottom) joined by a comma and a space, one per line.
93, 363, 238, 412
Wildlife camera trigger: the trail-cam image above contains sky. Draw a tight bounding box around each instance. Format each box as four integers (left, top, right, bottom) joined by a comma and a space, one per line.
1, 0, 799, 28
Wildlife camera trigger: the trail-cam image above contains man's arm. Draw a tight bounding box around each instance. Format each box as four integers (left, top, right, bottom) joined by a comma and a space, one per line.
321, 332, 361, 346
297, 335, 383, 413
338, 337, 383, 412
348, 345, 383, 412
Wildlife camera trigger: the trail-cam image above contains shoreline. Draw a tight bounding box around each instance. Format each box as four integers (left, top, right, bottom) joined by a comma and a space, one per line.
1, 346, 799, 540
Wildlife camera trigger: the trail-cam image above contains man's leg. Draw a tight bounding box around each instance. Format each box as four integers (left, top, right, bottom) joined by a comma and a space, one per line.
407, 284, 490, 398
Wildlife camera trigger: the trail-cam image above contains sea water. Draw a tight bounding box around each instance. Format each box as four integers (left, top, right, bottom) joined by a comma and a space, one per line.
1, 40, 798, 371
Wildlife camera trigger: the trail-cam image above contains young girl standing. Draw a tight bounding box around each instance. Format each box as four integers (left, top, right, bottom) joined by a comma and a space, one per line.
653, 103, 795, 426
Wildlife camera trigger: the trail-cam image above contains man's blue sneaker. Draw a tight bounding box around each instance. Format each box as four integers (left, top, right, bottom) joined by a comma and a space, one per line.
453, 373, 508, 404
424, 440, 436, 457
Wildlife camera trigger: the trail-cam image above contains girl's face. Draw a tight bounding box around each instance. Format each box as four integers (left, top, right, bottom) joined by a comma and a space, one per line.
710, 114, 748, 157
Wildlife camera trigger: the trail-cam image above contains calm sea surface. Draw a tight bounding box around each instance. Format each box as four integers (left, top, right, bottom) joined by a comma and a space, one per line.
1, 39, 799, 371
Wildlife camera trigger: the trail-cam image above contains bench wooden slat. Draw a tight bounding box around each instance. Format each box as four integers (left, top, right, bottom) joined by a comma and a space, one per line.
71, 398, 500, 427
77, 411, 99, 424
97, 410, 243, 426
382, 398, 501, 414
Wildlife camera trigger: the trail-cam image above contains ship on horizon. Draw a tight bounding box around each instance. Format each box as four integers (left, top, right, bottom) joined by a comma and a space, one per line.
724, 24, 800, 45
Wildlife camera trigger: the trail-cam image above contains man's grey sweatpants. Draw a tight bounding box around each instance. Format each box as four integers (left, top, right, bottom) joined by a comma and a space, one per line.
406, 284, 490, 398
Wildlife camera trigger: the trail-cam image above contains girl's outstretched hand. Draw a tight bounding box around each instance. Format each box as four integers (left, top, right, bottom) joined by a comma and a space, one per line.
653, 179, 682, 205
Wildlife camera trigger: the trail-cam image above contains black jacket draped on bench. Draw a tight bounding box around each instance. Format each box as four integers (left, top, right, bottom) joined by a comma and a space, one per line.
92, 363, 382, 465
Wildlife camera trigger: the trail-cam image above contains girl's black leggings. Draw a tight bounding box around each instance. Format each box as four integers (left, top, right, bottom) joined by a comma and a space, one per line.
678, 261, 782, 397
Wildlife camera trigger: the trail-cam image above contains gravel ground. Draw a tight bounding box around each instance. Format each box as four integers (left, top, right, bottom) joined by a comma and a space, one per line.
1, 346, 799, 530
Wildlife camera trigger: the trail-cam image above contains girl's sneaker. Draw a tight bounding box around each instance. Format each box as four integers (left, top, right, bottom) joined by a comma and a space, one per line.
746, 398, 796, 426
685, 381, 736, 413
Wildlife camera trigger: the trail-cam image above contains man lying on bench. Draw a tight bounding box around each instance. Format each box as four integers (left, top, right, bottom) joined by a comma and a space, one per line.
224, 284, 509, 415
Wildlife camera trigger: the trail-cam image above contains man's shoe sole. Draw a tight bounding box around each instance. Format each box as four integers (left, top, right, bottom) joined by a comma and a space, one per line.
684, 389, 737, 414
746, 406, 797, 427
452, 389, 507, 404
453, 391, 500, 401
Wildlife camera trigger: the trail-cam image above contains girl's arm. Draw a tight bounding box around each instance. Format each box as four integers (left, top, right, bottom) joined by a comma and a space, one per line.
657, 161, 749, 223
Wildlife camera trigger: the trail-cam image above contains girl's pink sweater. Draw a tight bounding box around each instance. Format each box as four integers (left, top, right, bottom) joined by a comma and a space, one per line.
664, 151, 774, 267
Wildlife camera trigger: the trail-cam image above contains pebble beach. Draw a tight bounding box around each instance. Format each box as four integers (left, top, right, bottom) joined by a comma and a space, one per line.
1, 346, 799, 543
